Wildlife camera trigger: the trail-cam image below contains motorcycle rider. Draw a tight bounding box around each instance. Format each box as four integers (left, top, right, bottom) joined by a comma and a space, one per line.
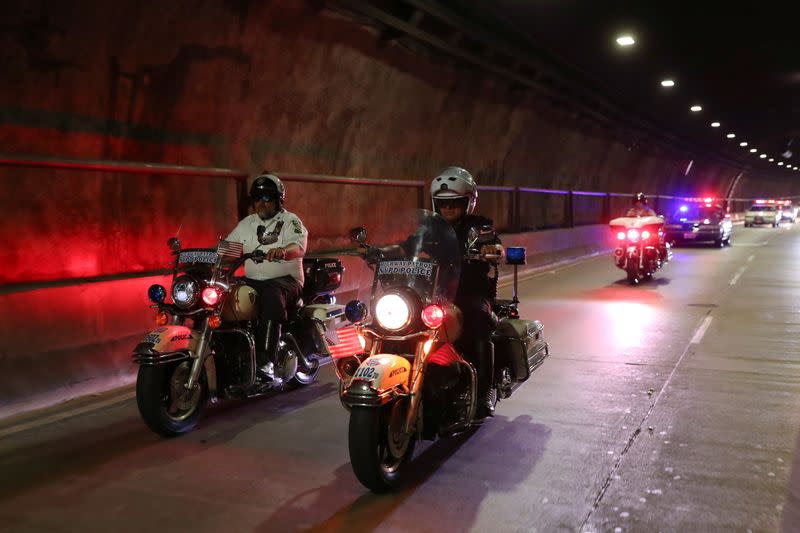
625, 192, 669, 262
225, 173, 308, 380
357, 167, 502, 419
626, 192, 657, 217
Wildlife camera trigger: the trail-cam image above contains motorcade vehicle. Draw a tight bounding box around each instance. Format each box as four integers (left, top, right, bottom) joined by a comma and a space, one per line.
780, 201, 798, 223
744, 201, 781, 227
609, 215, 671, 284
333, 210, 549, 492
133, 234, 344, 436
664, 199, 733, 247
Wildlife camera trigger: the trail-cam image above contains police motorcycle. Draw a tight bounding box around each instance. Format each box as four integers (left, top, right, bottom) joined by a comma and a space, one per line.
334, 210, 549, 492
133, 230, 344, 437
609, 215, 672, 285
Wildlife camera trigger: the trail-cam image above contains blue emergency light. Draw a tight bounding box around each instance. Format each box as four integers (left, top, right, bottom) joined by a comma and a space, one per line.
345, 300, 368, 323
148, 284, 167, 304
506, 247, 526, 265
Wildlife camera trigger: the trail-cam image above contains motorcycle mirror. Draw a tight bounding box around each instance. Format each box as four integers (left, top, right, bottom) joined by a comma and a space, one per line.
257, 225, 278, 245
349, 227, 367, 245
167, 237, 181, 252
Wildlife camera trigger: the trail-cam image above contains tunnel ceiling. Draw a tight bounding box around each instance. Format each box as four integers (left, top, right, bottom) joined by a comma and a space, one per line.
332, 0, 800, 182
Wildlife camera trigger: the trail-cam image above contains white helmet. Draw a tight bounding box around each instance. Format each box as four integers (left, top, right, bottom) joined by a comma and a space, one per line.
430, 166, 478, 215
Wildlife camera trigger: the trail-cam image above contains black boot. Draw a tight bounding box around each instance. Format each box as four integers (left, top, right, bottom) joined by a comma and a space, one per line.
473, 339, 496, 420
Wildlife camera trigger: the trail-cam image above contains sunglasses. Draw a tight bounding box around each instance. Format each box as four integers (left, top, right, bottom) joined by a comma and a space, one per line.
436, 198, 466, 209
252, 195, 275, 203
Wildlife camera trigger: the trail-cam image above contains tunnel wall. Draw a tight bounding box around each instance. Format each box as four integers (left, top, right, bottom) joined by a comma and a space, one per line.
0, 0, 789, 414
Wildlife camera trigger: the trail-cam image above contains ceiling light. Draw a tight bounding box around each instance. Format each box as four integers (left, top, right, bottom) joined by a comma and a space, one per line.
750, 148, 757, 153
661, 79, 675, 87
711, 122, 721, 127
778, 162, 784, 166
739, 142, 748, 147
616, 35, 635, 46
769, 158, 775, 162
760, 154, 767, 158
726, 133, 736, 139
690, 105, 702, 112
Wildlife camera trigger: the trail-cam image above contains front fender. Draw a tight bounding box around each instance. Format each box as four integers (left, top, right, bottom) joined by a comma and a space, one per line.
132, 325, 202, 365
341, 354, 411, 408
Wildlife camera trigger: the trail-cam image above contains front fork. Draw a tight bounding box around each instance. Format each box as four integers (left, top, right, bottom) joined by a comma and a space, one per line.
185, 317, 210, 391
403, 340, 429, 435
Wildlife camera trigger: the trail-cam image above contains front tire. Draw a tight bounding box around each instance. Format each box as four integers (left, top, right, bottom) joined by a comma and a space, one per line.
348, 399, 416, 492
136, 361, 208, 437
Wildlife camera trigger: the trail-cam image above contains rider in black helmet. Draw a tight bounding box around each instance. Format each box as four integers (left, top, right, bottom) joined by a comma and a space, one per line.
626, 192, 657, 217
625, 192, 670, 261
225, 173, 308, 381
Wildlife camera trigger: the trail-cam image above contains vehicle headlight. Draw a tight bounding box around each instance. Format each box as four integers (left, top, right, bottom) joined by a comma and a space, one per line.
171, 276, 198, 308
375, 293, 412, 331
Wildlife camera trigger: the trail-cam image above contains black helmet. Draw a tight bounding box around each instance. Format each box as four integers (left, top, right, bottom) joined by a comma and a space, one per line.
249, 173, 285, 207
633, 192, 647, 204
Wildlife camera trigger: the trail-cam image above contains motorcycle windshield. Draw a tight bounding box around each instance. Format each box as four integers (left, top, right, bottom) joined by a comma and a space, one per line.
369, 209, 461, 306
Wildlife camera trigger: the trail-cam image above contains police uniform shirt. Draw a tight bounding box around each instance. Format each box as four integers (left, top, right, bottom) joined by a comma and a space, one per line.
225, 209, 308, 283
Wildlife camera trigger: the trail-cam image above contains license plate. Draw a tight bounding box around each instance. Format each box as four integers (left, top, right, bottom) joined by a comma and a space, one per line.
683, 232, 697, 239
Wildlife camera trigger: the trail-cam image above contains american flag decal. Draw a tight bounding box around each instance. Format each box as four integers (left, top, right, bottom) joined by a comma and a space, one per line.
217, 240, 244, 258
329, 326, 364, 359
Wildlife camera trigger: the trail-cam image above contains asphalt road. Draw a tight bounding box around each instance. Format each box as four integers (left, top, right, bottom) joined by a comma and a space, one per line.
2, 222, 800, 533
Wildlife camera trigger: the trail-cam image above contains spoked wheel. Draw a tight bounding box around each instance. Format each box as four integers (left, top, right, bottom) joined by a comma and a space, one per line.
348, 398, 416, 492
136, 360, 207, 437
290, 354, 321, 386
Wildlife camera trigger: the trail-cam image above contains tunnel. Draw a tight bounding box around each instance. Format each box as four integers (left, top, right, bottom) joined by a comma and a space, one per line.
2, 1, 799, 531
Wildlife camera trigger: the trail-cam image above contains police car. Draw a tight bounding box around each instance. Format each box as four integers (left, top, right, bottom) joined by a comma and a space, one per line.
664, 198, 733, 247
780, 201, 798, 223
744, 200, 781, 227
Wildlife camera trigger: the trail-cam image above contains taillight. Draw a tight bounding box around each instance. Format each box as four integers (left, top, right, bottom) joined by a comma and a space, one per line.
421, 304, 445, 328
202, 286, 221, 306
208, 314, 222, 329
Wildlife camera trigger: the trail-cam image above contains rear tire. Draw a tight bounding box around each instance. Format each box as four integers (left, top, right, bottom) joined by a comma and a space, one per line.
348, 399, 415, 493
290, 354, 320, 387
626, 264, 640, 285
136, 361, 207, 437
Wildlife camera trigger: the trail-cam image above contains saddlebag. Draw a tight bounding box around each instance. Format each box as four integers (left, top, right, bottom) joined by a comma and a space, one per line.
302, 257, 344, 299
493, 319, 549, 382
300, 304, 346, 351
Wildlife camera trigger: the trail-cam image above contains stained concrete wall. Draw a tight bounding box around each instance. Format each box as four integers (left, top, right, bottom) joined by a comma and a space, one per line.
0, 0, 792, 413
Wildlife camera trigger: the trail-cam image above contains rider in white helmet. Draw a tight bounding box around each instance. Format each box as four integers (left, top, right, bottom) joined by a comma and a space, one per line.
430, 166, 504, 419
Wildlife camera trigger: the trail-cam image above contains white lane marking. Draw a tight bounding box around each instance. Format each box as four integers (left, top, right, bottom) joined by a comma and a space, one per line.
0, 391, 135, 439
730, 266, 748, 286
690, 315, 714, 344
747, 255, 755, 262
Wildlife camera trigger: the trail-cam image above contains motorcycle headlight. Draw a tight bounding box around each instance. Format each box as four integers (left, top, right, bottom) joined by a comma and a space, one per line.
171, 276, 198, 308
375, 293, 412, 331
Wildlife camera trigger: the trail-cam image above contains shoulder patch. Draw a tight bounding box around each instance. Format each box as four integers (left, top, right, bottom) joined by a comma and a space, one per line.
291, 219, 303, 234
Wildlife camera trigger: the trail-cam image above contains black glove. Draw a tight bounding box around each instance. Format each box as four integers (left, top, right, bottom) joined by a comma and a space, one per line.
364, 246, 384, 264
251, 249, 266, 263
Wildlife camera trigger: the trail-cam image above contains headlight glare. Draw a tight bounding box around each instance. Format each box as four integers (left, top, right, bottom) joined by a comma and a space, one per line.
375, 294, 411, 331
